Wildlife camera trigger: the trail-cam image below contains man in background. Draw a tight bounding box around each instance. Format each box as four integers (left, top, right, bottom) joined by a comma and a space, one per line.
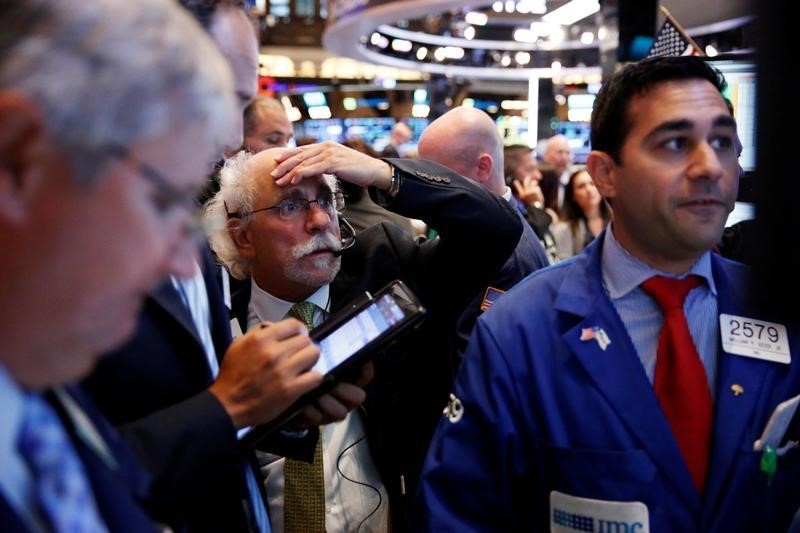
381, 121, 412, 158
417, 106, 550, 355
504, 144, 559, 262
0, 0, 239, 530
242, 95, 294, 153
542, 133, 575, 208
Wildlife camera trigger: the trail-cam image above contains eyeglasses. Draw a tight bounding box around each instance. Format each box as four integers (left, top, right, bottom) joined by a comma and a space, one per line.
232, 191, 346, 222
106, 144, 210, 239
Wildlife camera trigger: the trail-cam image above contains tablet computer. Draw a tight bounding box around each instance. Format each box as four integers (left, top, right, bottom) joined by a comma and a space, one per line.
240, 279, 425, 447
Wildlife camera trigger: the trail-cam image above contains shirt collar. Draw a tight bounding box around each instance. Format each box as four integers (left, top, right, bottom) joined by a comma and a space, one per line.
601, 223, 717, 299
249, 280, 330, 323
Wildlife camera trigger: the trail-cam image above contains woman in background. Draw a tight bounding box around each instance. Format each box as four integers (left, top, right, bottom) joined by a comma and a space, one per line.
552, 167, 612, 260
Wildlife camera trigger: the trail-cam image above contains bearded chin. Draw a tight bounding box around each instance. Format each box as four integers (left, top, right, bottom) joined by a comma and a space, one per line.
285, 254, 341, 289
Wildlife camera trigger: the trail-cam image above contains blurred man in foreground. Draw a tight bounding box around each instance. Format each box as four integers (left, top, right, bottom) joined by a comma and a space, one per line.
0, 0, 238, 530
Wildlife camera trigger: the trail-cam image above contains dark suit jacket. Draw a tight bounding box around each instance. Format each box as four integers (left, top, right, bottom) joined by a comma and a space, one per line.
454, 210, 550, 357
232, 158, 523, 531
82, 248, 263, 533
0, 386, 157, 533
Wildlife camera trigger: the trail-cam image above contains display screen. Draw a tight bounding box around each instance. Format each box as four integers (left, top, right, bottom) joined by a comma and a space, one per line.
709, 56, 757, 173
314, 293, 406, 375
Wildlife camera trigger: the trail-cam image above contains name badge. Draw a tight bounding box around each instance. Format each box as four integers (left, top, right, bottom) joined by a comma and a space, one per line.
720, 313, 791, 364
551, 491, 648, 533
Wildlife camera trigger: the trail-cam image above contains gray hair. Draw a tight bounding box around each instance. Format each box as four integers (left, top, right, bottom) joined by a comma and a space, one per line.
205, 151, 260, 280
204, 149, 339, 280
0, 0, 237, 181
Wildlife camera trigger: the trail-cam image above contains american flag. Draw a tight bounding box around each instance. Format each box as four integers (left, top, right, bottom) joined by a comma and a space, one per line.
645, 6, 704, 58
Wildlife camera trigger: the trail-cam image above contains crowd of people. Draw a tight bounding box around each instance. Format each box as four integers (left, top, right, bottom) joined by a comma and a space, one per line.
1, 0, 799, 532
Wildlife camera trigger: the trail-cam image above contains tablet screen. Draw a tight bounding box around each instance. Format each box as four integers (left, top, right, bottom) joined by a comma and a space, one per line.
314, 292, 405, 375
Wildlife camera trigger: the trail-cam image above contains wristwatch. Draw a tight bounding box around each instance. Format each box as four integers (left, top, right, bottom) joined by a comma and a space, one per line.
374, 163, 402, 206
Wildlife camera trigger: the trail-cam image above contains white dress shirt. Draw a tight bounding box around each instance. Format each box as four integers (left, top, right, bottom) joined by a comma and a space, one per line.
248, 279, 390, 532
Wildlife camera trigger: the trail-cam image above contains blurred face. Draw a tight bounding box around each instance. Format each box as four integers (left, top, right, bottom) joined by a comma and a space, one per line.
238, 154, 342, 301
211, 6, 259, 150
571, 170, 601, 211
544, 137, 572, 175
6, 122, 215, 388
591, 79, 740, 273
244, 108, 293, 153
514, 152, 542, 183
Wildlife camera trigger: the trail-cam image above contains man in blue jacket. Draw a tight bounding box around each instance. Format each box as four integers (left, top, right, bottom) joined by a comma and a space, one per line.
415, 56, 800, 532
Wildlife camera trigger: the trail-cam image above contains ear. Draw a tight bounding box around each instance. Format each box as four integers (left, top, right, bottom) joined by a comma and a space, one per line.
586, 150, 617, 200
474, 153, 493, 184
227, 218, 256, 260
0, 91, 47, 222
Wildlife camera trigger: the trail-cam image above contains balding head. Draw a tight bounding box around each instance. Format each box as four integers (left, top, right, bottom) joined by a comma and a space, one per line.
418, 106, 505, 195
243, 96, 293, 153
543, 134, 572, 175
390, 121, 413, 146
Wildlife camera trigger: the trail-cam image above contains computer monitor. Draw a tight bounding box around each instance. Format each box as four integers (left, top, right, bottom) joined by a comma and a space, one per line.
708, 55, 757, 174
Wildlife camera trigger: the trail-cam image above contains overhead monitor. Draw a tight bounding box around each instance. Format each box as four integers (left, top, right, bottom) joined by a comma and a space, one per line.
708, 55, 757, 174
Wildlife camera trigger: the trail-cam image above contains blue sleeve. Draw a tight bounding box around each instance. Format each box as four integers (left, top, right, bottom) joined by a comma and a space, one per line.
412, 318, 530, 531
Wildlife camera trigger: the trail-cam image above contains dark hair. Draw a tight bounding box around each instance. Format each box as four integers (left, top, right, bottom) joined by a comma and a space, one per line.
538, 163, 560, 212
503, 144, 534, 184
178, 0, 244, 29
590, 56, 727, 163
561, 168, 612, 233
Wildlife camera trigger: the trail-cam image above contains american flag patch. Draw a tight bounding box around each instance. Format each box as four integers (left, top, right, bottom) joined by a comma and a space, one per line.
480, 286, 506, 312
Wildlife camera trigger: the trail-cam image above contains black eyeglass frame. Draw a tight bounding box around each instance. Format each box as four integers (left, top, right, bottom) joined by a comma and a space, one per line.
227, 190, 346, 221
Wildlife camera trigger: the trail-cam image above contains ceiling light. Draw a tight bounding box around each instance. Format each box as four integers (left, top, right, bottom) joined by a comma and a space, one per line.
580, 31, 594, 45
416, 47, 428, 60
391, 39, 412, 52
542, 0, 600, 26
549, 26, 566, 44
501, 55, 512, 67
464, 26, 476, 40
465, 11, 488, 26
515, 51, 531, 65
551, 60, 562, 70
505, 0, 515, 14
308, 106, 332, 120
501, 99, 529, 110
462, 98, 475, 107
286, 107, 302, 122
513, 28, 536, 43
412, 104, 430, 118
343, 97, 357, 111
492, 1, 503, 13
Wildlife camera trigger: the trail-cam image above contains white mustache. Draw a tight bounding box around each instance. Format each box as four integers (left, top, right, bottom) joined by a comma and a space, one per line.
292, 232, 341, 260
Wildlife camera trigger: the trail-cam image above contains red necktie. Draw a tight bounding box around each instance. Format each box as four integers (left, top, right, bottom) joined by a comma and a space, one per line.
640, 275, 713, 494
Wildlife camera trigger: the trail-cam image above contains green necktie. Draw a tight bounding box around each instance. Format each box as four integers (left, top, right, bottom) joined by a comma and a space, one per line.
283, 302, 326, 532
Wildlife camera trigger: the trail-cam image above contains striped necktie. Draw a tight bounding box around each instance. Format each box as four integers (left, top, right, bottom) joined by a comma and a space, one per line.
17, 393, 108, 533
283, 301, 326, 532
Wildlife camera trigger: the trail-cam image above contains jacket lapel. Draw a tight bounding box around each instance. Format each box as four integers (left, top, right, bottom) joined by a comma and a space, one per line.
555, 240, 701, 511
150, 279, 202, 347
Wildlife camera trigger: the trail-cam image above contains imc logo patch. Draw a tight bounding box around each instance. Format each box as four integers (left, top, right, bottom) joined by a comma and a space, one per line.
553, 509, 646, 532
551, 491, 649, 533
